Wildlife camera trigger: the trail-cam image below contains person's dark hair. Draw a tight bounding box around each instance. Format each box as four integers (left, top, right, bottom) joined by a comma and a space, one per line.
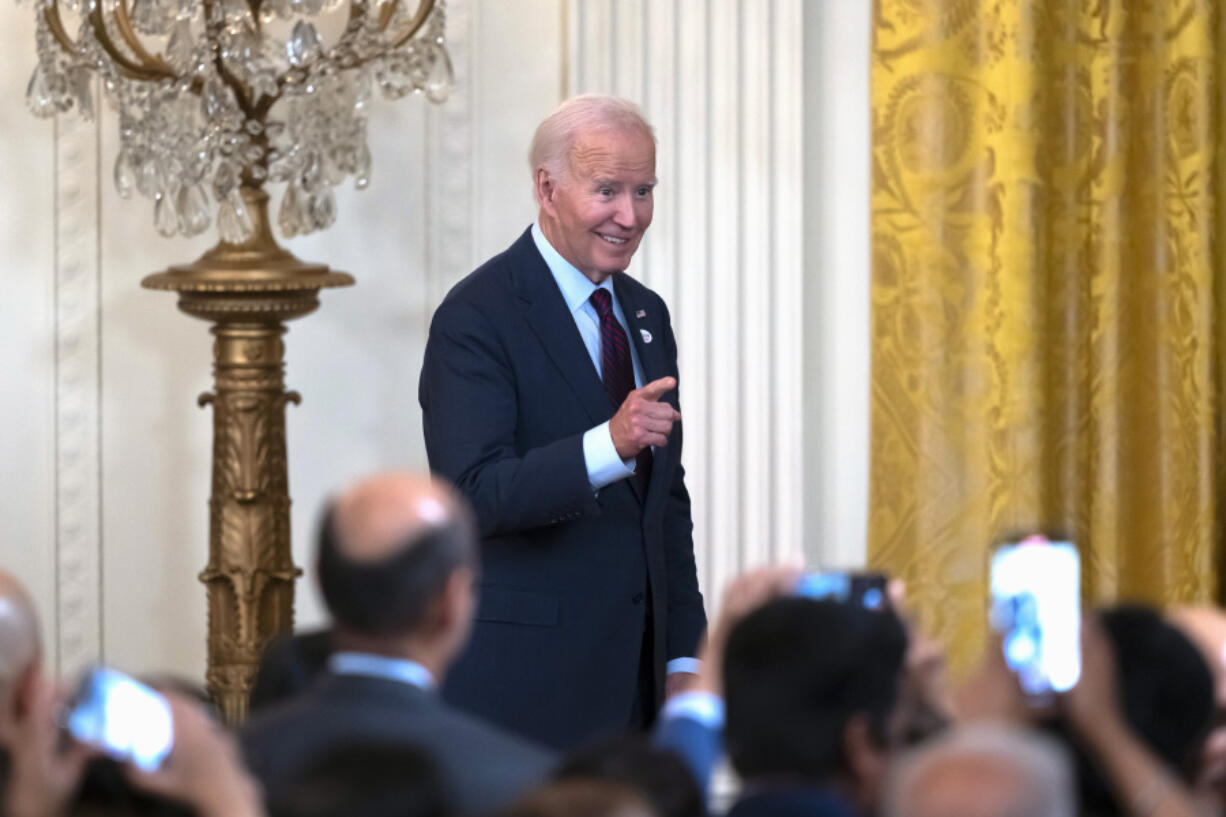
555, 734, 703, 817
266, 742, 451, 817
498, 780, 656, 817
723, 597, 908, 784
1049, 604, 1214, 817
316, 502, 476, 636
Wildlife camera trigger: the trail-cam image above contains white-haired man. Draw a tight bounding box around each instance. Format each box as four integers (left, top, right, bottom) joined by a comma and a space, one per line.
420, 94, 706, 749
884, 725, 1076, 817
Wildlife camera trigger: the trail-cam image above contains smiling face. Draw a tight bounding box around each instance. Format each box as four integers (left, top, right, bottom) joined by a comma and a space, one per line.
536, 126, 656, 284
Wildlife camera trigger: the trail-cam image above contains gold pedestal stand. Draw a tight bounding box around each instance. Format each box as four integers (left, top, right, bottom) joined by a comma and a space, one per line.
143, 187, 353, 723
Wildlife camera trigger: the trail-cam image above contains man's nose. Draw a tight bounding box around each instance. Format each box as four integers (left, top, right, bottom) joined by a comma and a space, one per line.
612, 192, 637, 227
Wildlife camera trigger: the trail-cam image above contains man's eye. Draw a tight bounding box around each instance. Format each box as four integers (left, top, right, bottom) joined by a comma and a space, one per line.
636, 187, 652, 197
599, 188, 613, 196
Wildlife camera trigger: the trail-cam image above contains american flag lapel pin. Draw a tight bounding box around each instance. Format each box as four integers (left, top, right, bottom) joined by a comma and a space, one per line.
635, 309, 646, 319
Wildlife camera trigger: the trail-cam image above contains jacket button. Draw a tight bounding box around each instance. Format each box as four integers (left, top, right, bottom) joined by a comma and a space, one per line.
632, 593, 645, 604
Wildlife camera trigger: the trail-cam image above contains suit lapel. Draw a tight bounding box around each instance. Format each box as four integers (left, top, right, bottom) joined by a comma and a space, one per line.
614, 276, 669, 387
614, 275, 674, 510
513, 231, 612, 426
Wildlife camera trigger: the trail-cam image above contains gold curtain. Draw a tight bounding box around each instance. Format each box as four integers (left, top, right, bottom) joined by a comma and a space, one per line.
869, 0, 1226, 670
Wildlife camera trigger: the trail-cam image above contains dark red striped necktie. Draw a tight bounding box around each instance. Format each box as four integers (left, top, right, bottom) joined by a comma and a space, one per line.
590, 288, 651, 493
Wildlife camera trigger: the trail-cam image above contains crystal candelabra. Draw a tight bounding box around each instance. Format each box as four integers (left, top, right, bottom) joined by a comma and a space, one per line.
26, 0, 452, 722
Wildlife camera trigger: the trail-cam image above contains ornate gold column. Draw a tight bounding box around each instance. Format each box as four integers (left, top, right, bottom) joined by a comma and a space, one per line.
143, 187, 352, 722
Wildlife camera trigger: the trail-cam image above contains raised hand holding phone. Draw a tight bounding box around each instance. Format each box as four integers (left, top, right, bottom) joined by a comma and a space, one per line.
63, 667, 173, 772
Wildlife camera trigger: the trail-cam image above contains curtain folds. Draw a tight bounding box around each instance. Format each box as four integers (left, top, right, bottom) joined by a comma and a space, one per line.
869, 0, 1224, 668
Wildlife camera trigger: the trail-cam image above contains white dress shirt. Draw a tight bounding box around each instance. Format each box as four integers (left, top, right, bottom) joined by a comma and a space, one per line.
329, 652, 435, 689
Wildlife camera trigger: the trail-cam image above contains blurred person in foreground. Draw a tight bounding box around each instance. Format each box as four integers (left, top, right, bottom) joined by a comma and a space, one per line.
241, 472, 555, 815
958, 605, 1212, 817
721, 596, 912, 817
1170, 605, 1226, 816
882, 723, 1074, 817
554, 734, 704, 817
265, 742, 450, 817
0, 569, 260, 817
498, 780, 658, 817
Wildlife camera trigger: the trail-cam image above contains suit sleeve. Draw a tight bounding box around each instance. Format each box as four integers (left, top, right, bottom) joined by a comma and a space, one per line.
659, 303, 708, 661
420, 298, 601, 538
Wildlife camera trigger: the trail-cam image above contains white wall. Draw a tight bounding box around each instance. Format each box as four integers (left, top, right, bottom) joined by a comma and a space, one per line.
0, 0, 871, 682
803, 0, 872, 570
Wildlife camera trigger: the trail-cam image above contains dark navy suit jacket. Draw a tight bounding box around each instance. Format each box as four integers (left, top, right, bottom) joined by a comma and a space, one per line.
241, 673, 554, 816
419, 227, 706, 749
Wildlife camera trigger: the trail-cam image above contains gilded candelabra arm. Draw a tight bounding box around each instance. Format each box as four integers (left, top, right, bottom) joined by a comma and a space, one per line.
113, 0, 175, 76
43, 3, 78, 55
86, 4, 176, 80
384, 0, 435, 48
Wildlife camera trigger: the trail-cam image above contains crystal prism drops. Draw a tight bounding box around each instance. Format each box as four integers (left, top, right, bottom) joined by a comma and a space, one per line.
136, 158, 164, 199
287, 21, 322, 68
353, 143, 371, 190
68, 69, 95, 120
213, 160, 240, 200
278, 183, 302, 238
166, 20, 194, 71
176, 183, 211, 236
114, 150, 136, 198
26, 65, 56, 118
217, 189, 254, 243
425, 45, 454, 104
154, 192, 178, 237
26, 0, 455, 239
130, 0, 169, 36
308, 187, 336, 230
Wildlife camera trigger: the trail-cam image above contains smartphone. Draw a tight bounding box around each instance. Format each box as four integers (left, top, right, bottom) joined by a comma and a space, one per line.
796, 571, 889, 610
989, 538, 1081, 699
63, 667, 174, 771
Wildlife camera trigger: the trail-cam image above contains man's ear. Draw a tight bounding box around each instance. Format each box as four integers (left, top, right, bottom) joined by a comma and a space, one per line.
436, 567, 476, 633
535, 167, 557, 214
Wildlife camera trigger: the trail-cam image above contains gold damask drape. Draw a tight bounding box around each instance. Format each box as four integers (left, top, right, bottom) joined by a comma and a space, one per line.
870, 0, 1226, 668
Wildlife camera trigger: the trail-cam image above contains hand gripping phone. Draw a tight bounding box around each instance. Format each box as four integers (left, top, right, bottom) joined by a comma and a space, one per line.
795, 571, 889, 611
63, 666, 174, 771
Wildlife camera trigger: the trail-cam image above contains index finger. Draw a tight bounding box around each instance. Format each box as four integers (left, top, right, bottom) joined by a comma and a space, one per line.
637, 376, 677, 402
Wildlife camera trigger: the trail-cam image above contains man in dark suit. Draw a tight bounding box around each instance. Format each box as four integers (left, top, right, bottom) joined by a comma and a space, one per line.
247, 627, 332, 714
722, 598, 911, 817
419, 94, 707, 750
242, 473, 556, 816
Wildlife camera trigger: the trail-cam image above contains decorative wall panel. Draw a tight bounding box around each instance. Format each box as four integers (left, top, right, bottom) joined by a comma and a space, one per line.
53, 94, 103, 676
567, 0, 805, 608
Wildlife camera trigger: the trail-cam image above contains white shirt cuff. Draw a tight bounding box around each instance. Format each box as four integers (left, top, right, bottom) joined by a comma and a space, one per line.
662, 690, 725, 729
583, 421, 637, 490
666, 657, 701, 675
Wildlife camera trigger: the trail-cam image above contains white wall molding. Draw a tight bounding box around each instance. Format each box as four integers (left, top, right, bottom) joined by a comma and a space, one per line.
425, 0, 475, 307
53, 100, 103, 676
567, 0, 806, 608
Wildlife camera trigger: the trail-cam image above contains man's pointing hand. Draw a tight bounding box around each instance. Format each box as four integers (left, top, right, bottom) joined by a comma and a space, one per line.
609, 376, 681, 460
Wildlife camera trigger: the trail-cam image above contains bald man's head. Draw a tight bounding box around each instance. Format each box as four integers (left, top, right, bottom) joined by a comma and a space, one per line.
317, 473, 477, 638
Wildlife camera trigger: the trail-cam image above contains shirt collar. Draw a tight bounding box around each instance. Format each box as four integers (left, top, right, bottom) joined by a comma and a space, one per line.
531, 221, 614, 314
328, 652, 435, 690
